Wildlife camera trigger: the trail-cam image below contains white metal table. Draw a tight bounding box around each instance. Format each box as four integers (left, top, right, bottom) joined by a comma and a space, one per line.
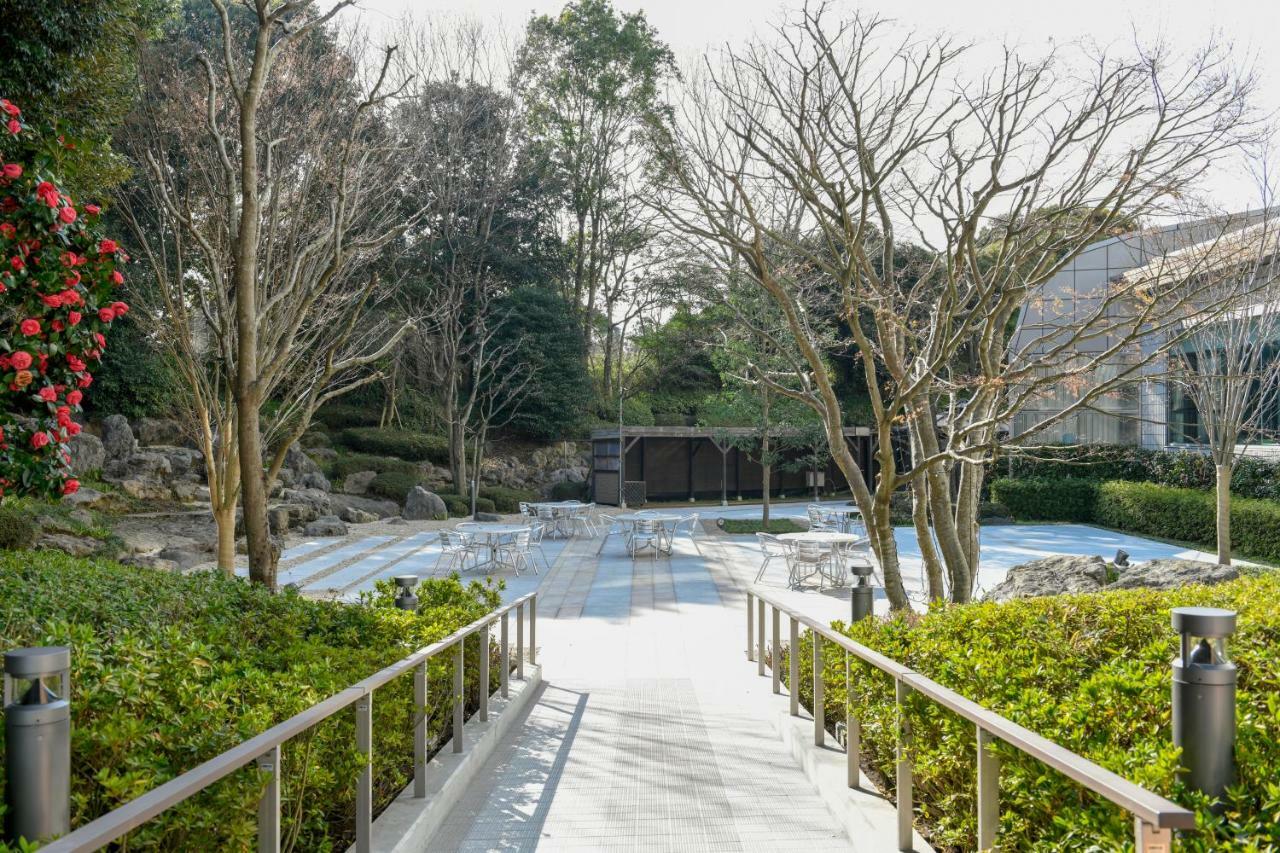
819, 506, 863, 533
527, 501, 585, 538
615, 513, 682, 556
777, 531, 864, 587
457, 523, 530, 571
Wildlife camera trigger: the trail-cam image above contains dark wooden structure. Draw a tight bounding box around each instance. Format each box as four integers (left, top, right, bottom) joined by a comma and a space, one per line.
589, 425, 875, 506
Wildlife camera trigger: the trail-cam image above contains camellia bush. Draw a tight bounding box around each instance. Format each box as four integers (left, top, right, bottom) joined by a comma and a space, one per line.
0, 97, 125, 500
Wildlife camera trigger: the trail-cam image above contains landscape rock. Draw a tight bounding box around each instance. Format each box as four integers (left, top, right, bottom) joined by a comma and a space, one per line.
404, 486, 447, 521
341, 470, 378, 496
308, 446, 338, 462
279, 487, 331, 517
62, 487, 112, 510
338, 506, 378, 524
136, 417, 185, 447
35, 533, 100, 557
475, 511, 502, 522
268, 506, 294, 534
1109, 558, 1240, 591
114, 479, 174, 501
100, 414, 137, 461
120, 554, 179, 572
300, 471, 330, 491
330, 493, 399, 519
157, 547, 208, 570
304, 515, 348, 537
67, 432, 106, 476
984, 555, 1108, 601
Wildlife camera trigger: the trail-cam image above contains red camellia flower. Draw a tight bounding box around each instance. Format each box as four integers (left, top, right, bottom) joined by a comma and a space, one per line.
110, 301, 128, 315
68, 310, 81, 326
84, 204, 100, 215
66, 354, 86, 372
10, 255, 23, 271
10, 351, 32, 370
51, 319, 63, 332
0, 223, 13, 239
37, 386, 56, 402
35, 181, 58, 207
0, 101, 18, 117
93, 332, 106, 348
97, 307, 114, 323
6, 120, 19, 136
65, 389, 82, 406
56, 406, 71, 427
61, 478, 79, 496
77, 374, 92, 389
98, 238, 117, 254
19, 318, 40, 336
29, 431, 49, 449
66, 421, 81, 437
110, 269, 123, 285
40, 294, 61, 308
58, 206, 76, 224
1, 163, 19, 179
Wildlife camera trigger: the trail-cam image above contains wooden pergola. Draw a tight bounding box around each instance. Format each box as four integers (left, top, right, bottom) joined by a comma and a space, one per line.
589, 425, 875, 506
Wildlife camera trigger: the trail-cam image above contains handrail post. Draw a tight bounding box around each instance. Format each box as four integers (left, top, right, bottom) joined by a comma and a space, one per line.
896, 679, 913, 852
846, 652, 859, 789
1135, 818, 1173, 853
746, 591, 755, 662
453, 640, 465, 754
813, 632, 824, 746
757, 597, 766, 677
771, 606, 781, 694
256, 745, 280, 853
479, 623, 490, 723
789, 615, 799, 717
500, 612, 510, 699
355, 693, 373, 853
516, 603, 525, 680
413, 661, 427, 798
977, 726, 999, 850
529, 595, 537, 666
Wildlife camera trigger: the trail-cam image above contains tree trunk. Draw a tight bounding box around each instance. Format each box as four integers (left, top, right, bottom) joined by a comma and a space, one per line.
214, 504, 237, 576
911, 478, 945, 602
761, 390, 771, 527
450, 420, 468, 500
1216, 462, 1232, 566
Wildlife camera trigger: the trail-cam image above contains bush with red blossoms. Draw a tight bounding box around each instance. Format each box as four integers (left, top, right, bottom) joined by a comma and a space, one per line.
0, 98, 126, 500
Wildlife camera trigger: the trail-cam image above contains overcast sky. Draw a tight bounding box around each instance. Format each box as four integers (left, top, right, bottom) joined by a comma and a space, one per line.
344, 0, 1280, 213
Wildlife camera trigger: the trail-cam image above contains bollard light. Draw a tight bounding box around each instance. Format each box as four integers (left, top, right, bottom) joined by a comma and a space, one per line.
393, 575, 419, 612
4, 646, 71, 844
1171, 607, 1236, 807
849, 565, 874, 623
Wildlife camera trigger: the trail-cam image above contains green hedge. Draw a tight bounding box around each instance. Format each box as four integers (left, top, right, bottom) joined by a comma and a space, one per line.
313, 403, 381, 430
326, 452, 418, 480
792, 574, 1280, 850
479, 486, 538, 513
989, 477, 1098, 522
549, 480, 589, 502
0, 553, 502, 851
436, 494, 496, 517
339, 428, 449, 464
0, 504, 38, 549
1096, 481, 1280, 563
1003, 444, 1280, 502
366, 470, 423, 504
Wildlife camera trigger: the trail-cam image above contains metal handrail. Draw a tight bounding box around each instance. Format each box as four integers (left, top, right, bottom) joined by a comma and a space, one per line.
745, 587, 1195, 853
44, 592, 538, 853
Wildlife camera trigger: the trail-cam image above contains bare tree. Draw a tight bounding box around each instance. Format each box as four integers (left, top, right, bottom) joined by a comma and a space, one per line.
120, 1, 416, 583
1128, 210, 1280, 565
655, 7, 1260, 608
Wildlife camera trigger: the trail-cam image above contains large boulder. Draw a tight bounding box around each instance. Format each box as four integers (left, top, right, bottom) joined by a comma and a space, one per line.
1109, 558, 1240, 591
135, 417, 185, 447
304, 515, 348, 537
66, 432, 106, 475
985, 555, 1108, 601
330, 493, 399, 519
403, 486, 447, 521
341, 470, 378, 496
35, 533, 100, 557
278, 487, 331, 517
100, 414, 136, 461
338, 505, 378, 524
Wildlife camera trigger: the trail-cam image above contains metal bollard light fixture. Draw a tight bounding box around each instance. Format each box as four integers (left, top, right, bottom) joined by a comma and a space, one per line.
4, 646, 71, 844
849, 566, 874, 623
1171, 606, 1237, 806
393, 575, 419, 611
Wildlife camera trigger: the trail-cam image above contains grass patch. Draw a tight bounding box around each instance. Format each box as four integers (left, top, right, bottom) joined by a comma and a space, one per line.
719, 517, 805, 534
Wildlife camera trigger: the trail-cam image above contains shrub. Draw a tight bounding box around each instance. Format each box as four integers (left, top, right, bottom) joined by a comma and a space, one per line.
0, 504, 37, 549
989, 477, 1098, 522
794, 573, 1280, 850
314, 403, 380, 430
479, 486, 538, 513
549, 479, 589, 502
437, 494, 495, 517
325, 452, 418, 480
1096, 481, 1280, 563
339, 428, 449, 464
366, 470, 422, 504
0, 551, 501, 851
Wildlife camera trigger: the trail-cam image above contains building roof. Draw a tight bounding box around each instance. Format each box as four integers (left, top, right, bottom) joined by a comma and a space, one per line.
1121, 219, 1280, 289
590, 425, 872, 441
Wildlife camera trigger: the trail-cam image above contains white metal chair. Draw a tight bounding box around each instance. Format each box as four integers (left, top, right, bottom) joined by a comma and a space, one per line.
627, 518, 662, 557
436, 530, 478, 573
596, 513, 624, 554
786, 539, 834, 587
806, 505, 835, 532
665, 513, 701, 554
496, 528, 536, 575
755, 532, 790, 583
570, 503, 597, 537
527, 522, 552, 571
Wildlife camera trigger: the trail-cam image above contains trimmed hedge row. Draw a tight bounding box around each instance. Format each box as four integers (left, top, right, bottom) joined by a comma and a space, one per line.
794, 573, 1280, 850
1002, 443, 1280, 502
989, 477, 1280, 562
339, 428, 449, 464
479, 486, 538, 513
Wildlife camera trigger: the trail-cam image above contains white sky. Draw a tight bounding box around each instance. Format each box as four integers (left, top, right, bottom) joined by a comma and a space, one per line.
345, 0, 1280, 212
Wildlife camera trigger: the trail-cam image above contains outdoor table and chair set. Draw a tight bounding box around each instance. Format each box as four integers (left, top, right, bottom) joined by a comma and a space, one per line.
755, 503, 879, 590
435, 501, 598, 575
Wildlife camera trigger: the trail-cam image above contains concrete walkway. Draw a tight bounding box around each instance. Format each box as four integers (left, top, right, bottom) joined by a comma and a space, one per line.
424, 532, 874, 852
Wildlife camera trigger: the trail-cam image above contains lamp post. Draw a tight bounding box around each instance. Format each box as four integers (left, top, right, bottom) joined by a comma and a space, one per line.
4, 647, 71, 844
393, 576, 419, 612
1171, 606, 1237, 807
